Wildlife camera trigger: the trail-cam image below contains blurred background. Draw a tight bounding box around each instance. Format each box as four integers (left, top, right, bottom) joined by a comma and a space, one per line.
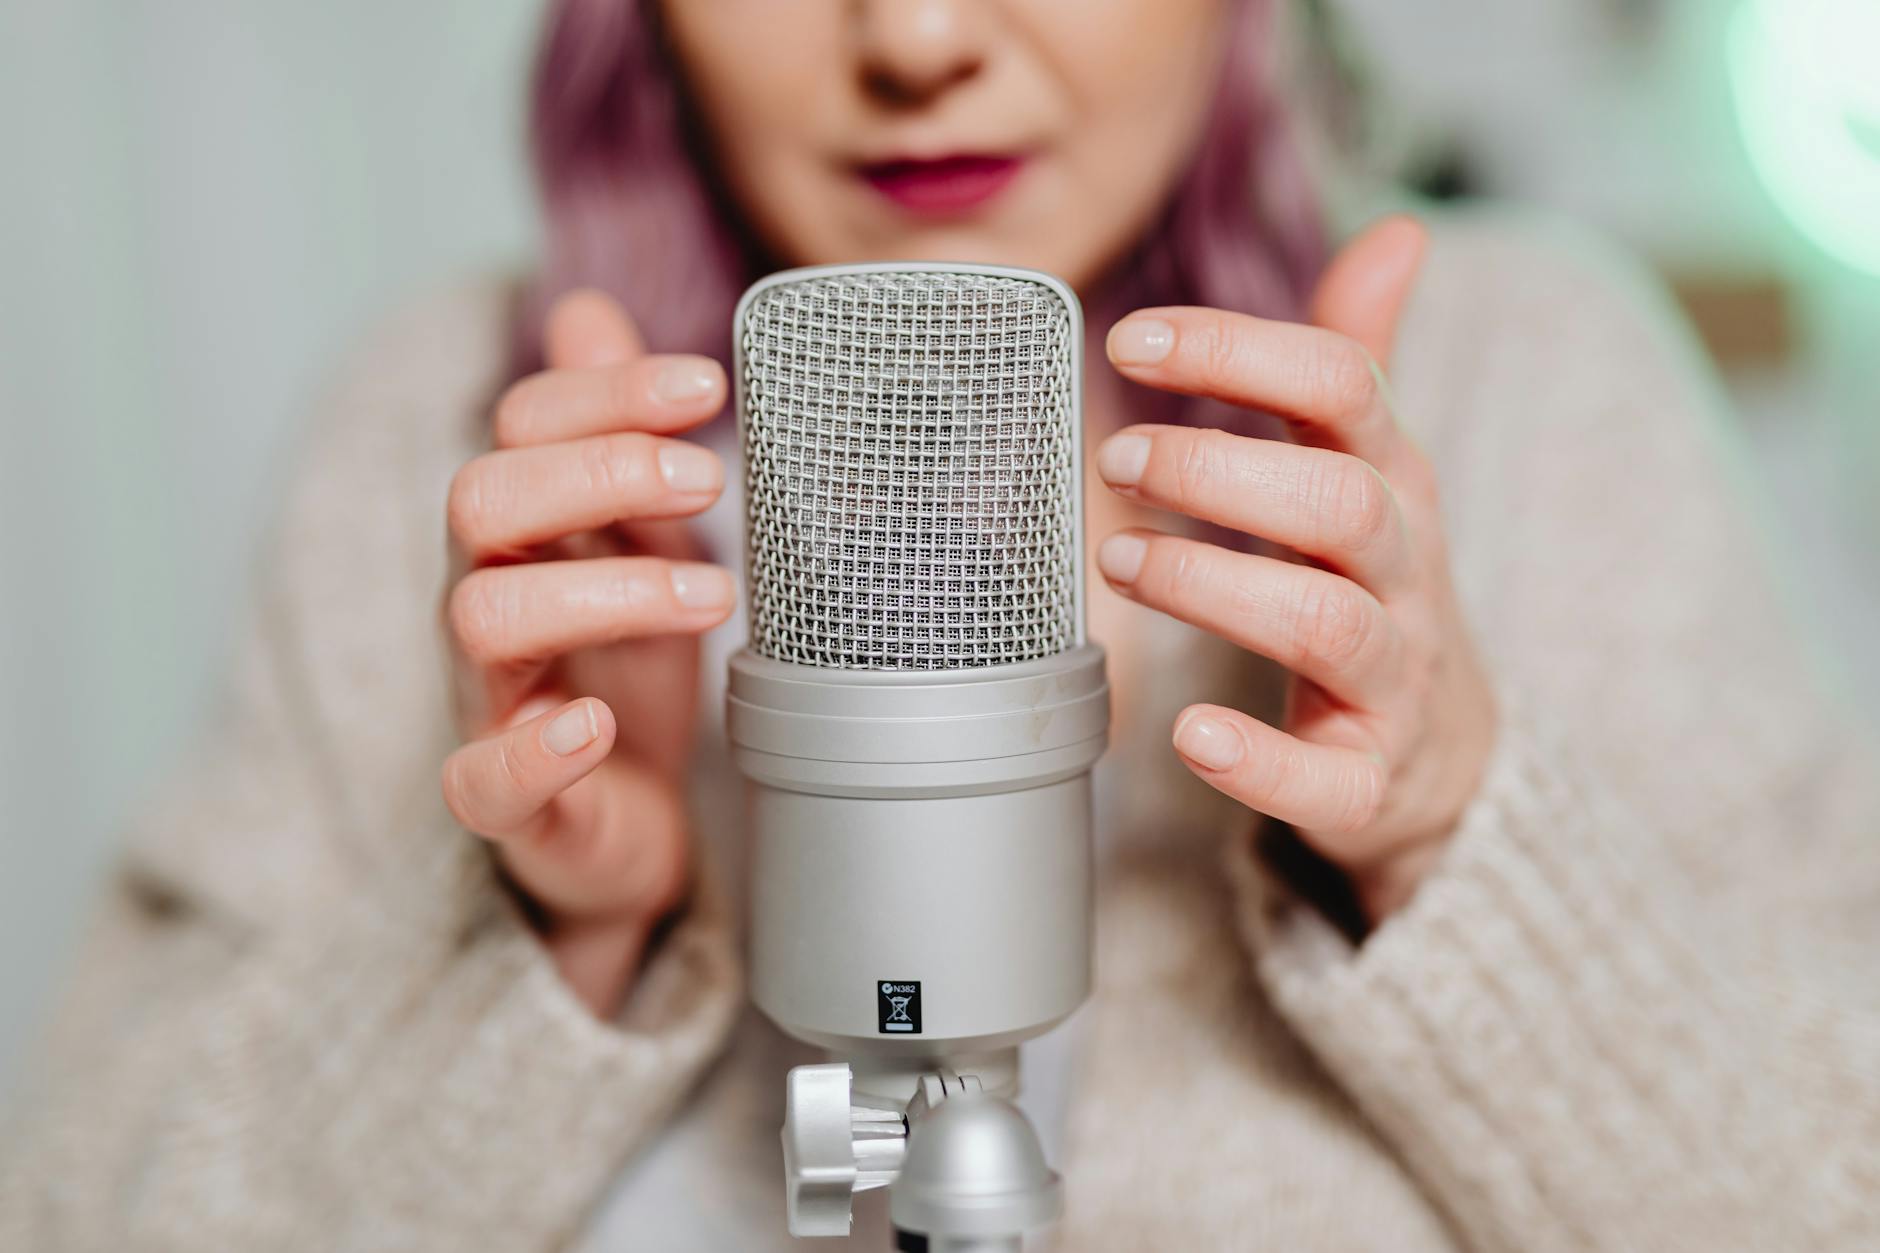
2, 0, 1875, 1094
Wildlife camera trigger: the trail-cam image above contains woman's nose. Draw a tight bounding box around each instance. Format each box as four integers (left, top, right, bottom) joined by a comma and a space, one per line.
855, 0, 987, 105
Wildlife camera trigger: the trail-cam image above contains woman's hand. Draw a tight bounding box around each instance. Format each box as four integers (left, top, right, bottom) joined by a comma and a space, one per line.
1095, 218, 1496, 924
440, 290, 732, 1016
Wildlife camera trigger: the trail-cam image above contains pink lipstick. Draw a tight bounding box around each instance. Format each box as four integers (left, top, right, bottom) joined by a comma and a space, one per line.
856, 154, 1026, 216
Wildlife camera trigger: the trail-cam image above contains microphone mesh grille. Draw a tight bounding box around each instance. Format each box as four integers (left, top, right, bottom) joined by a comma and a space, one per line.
738, 269, 1078, 670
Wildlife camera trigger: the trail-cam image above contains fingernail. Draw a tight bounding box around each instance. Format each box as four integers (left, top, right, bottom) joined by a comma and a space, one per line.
543, 702, 600, 756
657, 441, 721, 494
670, 562, 733, 609
1097, 533, 1147, 584
1107, 317, 1175, 367
1097, 433, 1151, 488
1174, 712, 1243, 771
653, 359, 719, 403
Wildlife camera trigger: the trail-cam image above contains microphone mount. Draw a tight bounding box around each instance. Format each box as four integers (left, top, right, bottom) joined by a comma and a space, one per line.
783, 1056, 1061, 1250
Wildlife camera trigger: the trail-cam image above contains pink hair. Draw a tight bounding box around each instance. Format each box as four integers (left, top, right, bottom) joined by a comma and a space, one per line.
519, 0, 1325, 431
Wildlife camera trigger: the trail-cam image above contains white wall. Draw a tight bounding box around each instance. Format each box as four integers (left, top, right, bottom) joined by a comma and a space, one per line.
1332, 0, 1785, 266
0, 0, 541, 1087
1330, 0, 1880, 690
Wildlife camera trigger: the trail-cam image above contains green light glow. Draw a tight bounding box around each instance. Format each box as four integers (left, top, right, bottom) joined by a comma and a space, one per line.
1729, 0, 1880, 276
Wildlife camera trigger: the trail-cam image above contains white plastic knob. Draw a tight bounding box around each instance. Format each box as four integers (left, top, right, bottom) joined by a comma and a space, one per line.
782, 1063, 909, 1237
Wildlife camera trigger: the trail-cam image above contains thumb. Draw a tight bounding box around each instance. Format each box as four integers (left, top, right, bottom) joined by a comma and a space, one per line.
1309, 215, 1429, 371
544, 288, 646, 370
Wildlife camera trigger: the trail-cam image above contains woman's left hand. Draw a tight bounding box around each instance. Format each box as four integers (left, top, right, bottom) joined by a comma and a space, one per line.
1095, 217, 1496, 924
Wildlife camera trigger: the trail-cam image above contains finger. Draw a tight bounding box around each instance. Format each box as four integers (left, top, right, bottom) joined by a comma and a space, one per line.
442, 697, 616, 840
1096, 529, 1399, 708
1309, 215, 1428, 371
545, 288, 644, 370
1171, 703, 1385, 836
614, 517, 707, 564
448, 557, 735, 669
449, 433, 724, 558
494, 354, 727, 447
1094, 424, 1412, 595
496, 758, 689, 927
1105, 307, 1402, 467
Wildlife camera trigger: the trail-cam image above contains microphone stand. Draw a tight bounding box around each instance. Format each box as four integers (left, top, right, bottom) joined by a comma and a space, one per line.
783, 1050, 1060, 1250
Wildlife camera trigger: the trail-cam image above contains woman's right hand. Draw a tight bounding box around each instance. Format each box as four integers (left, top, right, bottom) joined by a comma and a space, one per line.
439, 290, 733, 1018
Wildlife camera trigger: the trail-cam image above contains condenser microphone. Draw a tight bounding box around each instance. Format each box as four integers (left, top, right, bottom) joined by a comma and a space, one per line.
727, 262, 1109, 1246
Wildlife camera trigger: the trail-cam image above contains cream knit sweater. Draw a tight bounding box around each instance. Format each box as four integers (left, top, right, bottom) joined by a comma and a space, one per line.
3, 213, 1877, 1252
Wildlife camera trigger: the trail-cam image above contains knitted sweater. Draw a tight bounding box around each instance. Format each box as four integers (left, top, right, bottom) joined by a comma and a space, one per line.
3, 213, 1876, 1252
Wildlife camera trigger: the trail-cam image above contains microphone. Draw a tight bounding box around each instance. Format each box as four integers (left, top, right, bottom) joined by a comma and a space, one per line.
727, 262, 1109, 1245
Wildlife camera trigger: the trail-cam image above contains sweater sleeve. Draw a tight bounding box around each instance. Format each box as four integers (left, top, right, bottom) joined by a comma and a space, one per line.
1233, 215, 1880, 1252
0, 279, 742, 1253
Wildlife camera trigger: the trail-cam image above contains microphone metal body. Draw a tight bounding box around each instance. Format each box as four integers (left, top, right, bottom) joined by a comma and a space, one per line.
728, 263, 1108, 1242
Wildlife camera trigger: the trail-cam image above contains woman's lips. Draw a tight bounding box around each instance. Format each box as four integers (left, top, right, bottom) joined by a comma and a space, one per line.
856, 153, 1026, 215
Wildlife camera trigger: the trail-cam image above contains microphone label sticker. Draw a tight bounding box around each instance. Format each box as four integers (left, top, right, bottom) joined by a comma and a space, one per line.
877, 981, 922, 1034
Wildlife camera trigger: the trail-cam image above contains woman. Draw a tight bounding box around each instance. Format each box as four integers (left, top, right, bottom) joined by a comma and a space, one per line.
4, 1, 1877, 1249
